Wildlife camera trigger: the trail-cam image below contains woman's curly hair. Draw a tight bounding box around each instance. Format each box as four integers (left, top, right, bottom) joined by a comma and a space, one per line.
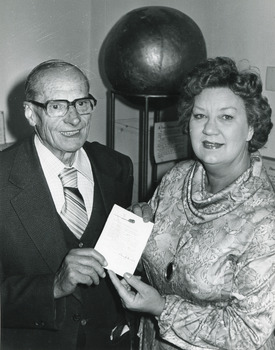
178, 56, 273, 152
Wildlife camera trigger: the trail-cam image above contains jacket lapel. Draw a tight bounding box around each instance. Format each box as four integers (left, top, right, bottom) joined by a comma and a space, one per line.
9, 137, 68, 273
84, 144, 117, 216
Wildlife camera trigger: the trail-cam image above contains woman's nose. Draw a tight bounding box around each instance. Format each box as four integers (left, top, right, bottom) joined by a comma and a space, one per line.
203, 118, 219, 135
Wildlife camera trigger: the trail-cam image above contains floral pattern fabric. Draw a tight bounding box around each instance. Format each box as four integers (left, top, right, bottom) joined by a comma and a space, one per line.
140, 152, 275, 350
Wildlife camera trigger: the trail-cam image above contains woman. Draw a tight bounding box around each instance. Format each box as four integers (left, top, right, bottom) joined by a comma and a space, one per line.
108, 57, 275, 350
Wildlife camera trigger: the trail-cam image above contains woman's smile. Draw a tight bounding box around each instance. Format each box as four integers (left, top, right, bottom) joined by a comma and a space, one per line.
202, 141, 224, 149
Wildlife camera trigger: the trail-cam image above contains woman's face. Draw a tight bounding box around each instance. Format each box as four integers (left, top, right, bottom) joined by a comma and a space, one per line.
189, 87, 254, 170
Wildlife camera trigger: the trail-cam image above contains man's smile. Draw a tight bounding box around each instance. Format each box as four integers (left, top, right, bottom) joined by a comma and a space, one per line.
60, 130, 81, 137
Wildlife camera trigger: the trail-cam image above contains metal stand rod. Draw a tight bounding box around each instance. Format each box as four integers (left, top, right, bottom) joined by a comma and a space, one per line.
107, 90, 179, 202
107, 91, 115, 149
139, 97, 149, 201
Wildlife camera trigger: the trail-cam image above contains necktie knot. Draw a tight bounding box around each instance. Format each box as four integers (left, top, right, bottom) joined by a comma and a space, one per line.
59, 167, 78, 188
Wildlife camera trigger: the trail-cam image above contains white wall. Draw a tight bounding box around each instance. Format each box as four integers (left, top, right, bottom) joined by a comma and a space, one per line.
91, 0, 211, 147
202, 0, 275, 157
93, 0, 275, 157
1, 0, 274, 200
0, 0, 92, 143
2, 0, 274, 149
91, 0, 275, 200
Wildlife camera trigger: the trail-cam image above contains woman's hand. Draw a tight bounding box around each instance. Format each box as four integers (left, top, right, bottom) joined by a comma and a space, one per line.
128, 202, 153, 223
108, 270, 165, 316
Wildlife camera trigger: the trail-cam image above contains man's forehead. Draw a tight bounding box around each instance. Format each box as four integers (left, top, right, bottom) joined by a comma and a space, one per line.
36, 68, 88, 96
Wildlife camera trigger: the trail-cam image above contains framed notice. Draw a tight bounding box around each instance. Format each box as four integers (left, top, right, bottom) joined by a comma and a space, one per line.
262, 156, 275, 185
154, 121, 189, 163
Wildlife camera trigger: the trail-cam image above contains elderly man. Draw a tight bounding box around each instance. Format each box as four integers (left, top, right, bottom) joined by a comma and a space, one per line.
0, 60, 134, 350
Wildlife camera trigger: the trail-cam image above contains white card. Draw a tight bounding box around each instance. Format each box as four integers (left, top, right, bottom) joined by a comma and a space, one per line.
94, 204, 153, 276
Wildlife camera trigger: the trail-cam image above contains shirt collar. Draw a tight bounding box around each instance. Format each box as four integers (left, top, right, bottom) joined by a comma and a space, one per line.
34, 135, 93, 184
73, 147, 93, 184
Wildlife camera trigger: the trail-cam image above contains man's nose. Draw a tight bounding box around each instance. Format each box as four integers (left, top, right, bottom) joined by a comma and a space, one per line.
64, 106, 81, 125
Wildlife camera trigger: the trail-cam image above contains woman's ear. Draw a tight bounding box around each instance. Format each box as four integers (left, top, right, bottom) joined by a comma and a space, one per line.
247, 125, 254, 142
23, 102, 37, 127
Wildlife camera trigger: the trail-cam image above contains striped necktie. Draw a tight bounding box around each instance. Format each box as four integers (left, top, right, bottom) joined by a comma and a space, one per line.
59, 167, 88, 239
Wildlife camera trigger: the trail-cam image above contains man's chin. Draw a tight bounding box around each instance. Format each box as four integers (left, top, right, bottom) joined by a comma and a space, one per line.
63, 145, 85, 153
60, 138, 86, 149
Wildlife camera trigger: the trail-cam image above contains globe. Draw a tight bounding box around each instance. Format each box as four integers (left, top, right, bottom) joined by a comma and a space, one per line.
101, 6, 207, 96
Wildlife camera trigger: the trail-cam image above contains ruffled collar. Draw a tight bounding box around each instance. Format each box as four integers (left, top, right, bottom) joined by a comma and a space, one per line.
183, 153, 264, 224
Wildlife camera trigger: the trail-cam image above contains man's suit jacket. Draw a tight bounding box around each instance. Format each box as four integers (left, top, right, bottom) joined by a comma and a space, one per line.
0, 135, 134, 350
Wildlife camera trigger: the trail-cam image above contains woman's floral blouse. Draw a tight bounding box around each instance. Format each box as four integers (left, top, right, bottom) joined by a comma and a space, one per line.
140, 153, 275, 350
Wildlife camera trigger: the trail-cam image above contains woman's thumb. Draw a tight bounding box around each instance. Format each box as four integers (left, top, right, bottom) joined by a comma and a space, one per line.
123, 273, 142, 289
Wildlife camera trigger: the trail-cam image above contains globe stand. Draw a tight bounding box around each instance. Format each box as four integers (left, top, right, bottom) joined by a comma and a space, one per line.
107, 90, 179, 201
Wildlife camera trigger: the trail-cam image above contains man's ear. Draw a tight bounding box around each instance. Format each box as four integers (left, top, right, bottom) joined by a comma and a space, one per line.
23, 102, 37, 127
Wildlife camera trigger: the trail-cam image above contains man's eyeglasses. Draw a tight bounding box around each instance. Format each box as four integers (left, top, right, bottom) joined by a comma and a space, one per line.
27, 94, 97, 118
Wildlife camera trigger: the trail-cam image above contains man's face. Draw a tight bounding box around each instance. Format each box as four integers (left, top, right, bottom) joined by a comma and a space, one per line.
26, 68, 92, 164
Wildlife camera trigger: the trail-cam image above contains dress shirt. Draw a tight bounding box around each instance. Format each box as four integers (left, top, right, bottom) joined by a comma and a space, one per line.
34, 135, 94, 220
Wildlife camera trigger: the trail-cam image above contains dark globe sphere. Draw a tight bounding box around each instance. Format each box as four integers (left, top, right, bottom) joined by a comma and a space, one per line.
101, 6, 207, 96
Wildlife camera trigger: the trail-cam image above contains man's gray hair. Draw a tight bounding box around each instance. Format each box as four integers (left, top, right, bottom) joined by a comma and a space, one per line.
25, 59, 90, 100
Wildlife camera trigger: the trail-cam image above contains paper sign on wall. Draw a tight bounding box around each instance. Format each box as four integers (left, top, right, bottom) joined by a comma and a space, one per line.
154, 121, 188, 163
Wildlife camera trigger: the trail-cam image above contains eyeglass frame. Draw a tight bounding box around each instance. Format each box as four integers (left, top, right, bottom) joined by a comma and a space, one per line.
26, 93, 97, 118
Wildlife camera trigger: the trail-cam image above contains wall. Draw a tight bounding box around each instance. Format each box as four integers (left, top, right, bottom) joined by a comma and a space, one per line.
89, 0, 211, 147
93, 0, 275, 200
0, 0, 92, 143
1, 0, 275, 200
0, 0, 211, 201
94, 0, 275, 157
91, 0, 213, 201
1, 0, 275, 145
202, 0, 275, 158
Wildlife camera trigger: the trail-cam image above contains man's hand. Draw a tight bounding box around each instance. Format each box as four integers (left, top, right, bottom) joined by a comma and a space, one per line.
128, 202, 153, 223
108, 270, 165, 316
54, 248, 107, 298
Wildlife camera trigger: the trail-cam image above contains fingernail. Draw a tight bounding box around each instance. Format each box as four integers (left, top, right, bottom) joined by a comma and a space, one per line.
124, 272, 132, 279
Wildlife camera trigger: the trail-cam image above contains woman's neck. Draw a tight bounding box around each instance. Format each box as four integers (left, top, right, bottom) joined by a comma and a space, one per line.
204, 155, 251, 194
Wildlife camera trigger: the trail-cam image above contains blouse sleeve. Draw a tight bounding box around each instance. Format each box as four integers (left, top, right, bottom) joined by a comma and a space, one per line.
156, 214, 275, 350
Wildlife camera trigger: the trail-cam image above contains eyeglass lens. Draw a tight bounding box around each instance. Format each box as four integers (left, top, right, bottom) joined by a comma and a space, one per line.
47, 99, 94, 117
